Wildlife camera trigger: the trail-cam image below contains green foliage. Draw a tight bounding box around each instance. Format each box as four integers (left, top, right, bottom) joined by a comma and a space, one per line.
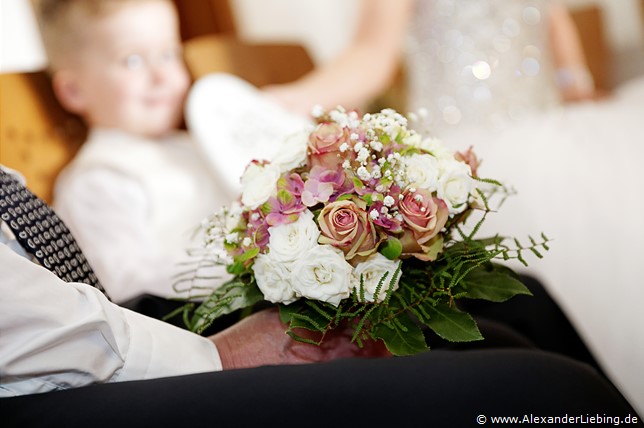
180, 210, 551, 355
372, 313, 428, 355
423, 303, 483, 342
185, 276, 264, 334
456, 263, 532, 302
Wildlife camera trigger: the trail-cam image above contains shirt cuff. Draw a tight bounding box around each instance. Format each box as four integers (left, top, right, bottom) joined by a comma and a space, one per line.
114, 307, 222, 383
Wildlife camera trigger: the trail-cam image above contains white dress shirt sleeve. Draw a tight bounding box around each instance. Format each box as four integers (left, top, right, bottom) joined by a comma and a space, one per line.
0, 244, 222, 397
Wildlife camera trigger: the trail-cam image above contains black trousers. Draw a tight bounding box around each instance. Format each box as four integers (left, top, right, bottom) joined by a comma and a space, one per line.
124, 274, 602, 370
2, 349, 639, 428
5, 276, 639, 426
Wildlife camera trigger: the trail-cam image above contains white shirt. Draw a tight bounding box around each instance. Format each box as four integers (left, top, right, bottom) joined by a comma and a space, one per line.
53, 128, 234, 303
0, 207, 222, 397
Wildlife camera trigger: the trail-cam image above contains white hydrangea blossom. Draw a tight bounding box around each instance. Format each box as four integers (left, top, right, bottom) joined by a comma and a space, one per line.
224, 232, 240, 245
311, 104, 324, 118
357, 166, 371, 181
383, 195, 396, 207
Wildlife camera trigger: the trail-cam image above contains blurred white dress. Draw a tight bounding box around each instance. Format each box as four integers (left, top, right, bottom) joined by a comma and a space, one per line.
406, 0, 559, 136
406, 0, 644, 413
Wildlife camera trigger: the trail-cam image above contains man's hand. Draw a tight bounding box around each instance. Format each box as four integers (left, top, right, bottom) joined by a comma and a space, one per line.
210, 308, 390, 370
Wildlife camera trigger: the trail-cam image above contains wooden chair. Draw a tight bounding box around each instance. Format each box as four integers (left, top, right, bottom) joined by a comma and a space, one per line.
0, 72, 87, 203
183, 34, 314, 86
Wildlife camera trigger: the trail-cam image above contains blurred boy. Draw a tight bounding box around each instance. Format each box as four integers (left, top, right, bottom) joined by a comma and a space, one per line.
32, 0, 233, 303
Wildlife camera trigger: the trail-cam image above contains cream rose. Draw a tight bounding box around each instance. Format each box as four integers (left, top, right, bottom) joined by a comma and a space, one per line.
272, 130, 310, 172
402, 133, 422, 148
353, 253, 401, 303
307, 122, 349, 169
240, 161, 281, 209
404, 153, 440, 192
252, 253, 297, 304
290, 245, 353, 306
437, 160, 475, 215
408, 136, 453, 160
266, 210, 319, 262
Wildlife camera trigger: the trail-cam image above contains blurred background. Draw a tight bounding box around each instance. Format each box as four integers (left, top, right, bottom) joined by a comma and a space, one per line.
1, 0, 644, 415
2, 0, 643, 87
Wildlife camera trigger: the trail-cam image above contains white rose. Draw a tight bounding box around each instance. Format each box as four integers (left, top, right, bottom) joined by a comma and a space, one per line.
402, 133, 422, 148
271, 129, 310, 172
252, 253, 297, 304
290, 245, 353, 306
437, 160, 475, 215
240, 162, 281, 209
267, 210, 320, 263
353, 253, 401, 303
404, 153, 440, 192
418, 137, 453, 161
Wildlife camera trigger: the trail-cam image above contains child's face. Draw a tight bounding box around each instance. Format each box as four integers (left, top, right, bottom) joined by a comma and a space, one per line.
59, 1, 190, 137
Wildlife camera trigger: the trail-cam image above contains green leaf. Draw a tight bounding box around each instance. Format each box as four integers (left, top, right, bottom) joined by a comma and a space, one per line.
279, 302, 332, 332
423, 302, 483, 342
190, 278, 264, 334
238, 247, 259, 263
260, 202, 272, 216
278, 303, 296, 324
460, 264, 532, 302
372, 314, 428, 356
226, 261, 245, 275
352, 177, 365, 190
379, 237, 403, 260
422, 235, 444, 261
278, 302, 336, 346
276, 189, 294, 205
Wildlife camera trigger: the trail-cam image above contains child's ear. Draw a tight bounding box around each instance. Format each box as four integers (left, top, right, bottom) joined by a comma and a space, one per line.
51, 71, 87, 115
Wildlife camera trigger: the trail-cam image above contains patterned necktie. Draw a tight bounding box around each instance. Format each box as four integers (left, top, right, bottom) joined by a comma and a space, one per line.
0, 169, 107, 295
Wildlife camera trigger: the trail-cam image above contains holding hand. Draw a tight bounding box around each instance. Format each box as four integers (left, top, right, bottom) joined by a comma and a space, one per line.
210, 308, 390, 370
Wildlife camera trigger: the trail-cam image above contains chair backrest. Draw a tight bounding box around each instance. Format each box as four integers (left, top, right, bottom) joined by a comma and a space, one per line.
172, 0, 237, 40
0, 72, 86, 203
183, 34, 315, 86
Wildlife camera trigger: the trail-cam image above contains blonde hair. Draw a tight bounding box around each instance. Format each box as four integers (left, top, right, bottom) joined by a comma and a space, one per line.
31, 0, 170, 71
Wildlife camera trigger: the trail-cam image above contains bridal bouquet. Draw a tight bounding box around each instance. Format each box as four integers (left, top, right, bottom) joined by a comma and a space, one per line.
180, 107, 548, 355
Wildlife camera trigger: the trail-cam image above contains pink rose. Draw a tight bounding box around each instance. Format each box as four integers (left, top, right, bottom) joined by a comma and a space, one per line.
399, 231, 444, 261
455, 146, 480, 177
399, 188, 448, 246
308, 123, 350, 169
318, 200, 381, 260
